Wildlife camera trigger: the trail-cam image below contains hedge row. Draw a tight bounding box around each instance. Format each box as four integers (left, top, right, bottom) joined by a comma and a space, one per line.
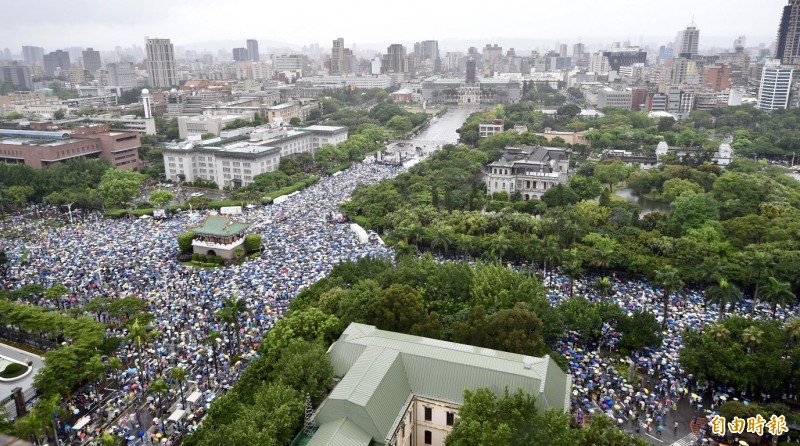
325, 162, 352, 175
104, 177, 321, 218
263, 176, 320, 201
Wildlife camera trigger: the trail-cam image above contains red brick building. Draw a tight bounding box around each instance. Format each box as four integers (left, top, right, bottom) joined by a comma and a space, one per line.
0, 125, 140, 169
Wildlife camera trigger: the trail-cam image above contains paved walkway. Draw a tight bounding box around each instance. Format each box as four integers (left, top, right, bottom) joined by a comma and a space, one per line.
0, 342, 43, 403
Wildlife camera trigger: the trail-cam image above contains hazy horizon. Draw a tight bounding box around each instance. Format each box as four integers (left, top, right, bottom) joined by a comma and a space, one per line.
0, 0, 786, 55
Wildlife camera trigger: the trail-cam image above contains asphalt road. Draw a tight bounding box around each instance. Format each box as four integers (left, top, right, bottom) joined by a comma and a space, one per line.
413, 106, 479, 145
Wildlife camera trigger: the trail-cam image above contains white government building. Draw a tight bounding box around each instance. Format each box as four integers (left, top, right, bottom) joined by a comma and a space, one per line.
484, 146, 571, 200
162, 124, 347, 189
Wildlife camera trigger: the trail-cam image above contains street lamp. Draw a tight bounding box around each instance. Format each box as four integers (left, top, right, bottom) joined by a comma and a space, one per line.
64, 203, 75, 225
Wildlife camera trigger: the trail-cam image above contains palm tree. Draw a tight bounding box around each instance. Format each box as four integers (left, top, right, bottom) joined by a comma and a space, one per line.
407, 223, 425, 248
428, 225, 451, 255
706, 324, 731, 342
455, 234, 473, 260
489, 234, 511, 263
785, 318, 800, 345
593, 277, 613, 299
148, 378, 171, 417
561, 251, 583, 298
742, 326, 764, 352
15, 411, 47, 445
203, 329, 222, 378
126, 317, 155, 384
542, 235, 561, 282
655, 266, 684, 329
747, 252, 773, 314
172, 366, 188, 407
218, 293, 248, 353
761, 277, 796, 318
705, 277, 742, 319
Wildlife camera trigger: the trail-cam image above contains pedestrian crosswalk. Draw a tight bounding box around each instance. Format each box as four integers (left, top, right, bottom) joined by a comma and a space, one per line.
669, 433, 697, 446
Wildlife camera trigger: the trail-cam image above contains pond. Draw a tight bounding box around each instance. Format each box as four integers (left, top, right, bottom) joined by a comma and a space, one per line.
613, 188, 671, 216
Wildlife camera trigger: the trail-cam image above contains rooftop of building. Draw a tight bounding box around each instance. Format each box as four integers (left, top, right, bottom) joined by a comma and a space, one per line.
488, 146, 569, 169
308, 323, 569, 446
188, 215, 250, 237
0, 129, 86, 147
299, 125, 346, 133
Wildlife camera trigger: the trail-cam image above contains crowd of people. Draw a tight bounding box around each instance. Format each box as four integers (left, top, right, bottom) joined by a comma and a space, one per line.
545, 274, 799, 443
0, 162, 399, 444
2, 155, 799, 444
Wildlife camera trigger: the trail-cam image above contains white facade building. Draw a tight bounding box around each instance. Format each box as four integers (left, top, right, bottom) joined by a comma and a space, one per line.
162, 125, 347, 188
485, 146, 571, 200
757, 61, 794, 111
178, 113, 255, 140
479, 121, 504, 138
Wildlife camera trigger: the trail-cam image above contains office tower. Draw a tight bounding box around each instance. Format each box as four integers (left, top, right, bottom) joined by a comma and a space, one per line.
232, 48, 248, 61
757, 60, 794, 110
82, 47, 102, 73
22, 46, 44, 66
559, 44, 568, 57
145, 38, 177, 87
246, 39, 259, 61
382, 44, 408, 73
466, 59, 476, 83
42, 50, 71, 76
107, 62, 136, 90
331, 38, 346, 75
415, 40, 440, 73
0, 62, 33, 89
573, 43, 585, 59
679, 22, 700, 58
776, 0, 800, 65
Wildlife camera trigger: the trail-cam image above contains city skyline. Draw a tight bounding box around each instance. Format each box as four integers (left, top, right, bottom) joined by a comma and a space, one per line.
0, 0, 789, 53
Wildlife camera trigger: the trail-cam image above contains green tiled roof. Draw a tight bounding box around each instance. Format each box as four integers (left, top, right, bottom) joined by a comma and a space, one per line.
306, 418, 372, 446
311, 323, 572, 444
189, 215, 250, 236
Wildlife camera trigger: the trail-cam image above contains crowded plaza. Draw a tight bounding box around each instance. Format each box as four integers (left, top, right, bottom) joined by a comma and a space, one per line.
0, 156, 798, 446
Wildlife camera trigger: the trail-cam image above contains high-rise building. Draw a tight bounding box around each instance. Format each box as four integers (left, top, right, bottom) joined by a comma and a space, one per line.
331, 38, 346, 75
232, 48, 248, 61
22, 46, 44, 66
559, 44, 568, 57
145, 38, 177, 87
107, 62, 136, 90
466, 59, 477, 84
757, 60, 794, 110
82, 47, 102, 73
246, 39, 259, 61
414, 40, 440, 73
679, 22, 700, 58
776, 0, 800, 65
0, 62, 33, 89
42, 50, 71, 76
382, 44, 408, 73
701, 64, 732, 92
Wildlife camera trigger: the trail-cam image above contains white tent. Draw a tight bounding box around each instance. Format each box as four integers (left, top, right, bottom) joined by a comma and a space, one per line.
350, 223, 369, 244
72, 415, 91, 431
168, 409, 186, 423
187, 391, 203, 404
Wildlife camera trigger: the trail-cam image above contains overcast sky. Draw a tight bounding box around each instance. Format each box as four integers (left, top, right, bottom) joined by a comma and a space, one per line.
0, 0, 787, 54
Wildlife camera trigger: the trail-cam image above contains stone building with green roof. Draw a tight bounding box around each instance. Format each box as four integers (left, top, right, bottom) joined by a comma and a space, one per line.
187, 215, 251, 260
305, 323, 571, 446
